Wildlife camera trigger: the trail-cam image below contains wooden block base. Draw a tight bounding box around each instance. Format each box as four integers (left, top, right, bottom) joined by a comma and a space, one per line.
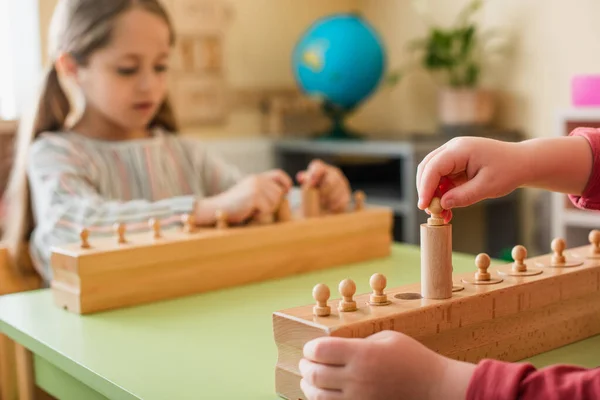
272, 245, 600, 400
50, 207, 393, 314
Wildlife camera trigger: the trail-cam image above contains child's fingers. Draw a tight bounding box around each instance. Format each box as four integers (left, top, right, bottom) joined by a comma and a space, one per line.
299, 358, 346, 390
300, 379, 344, 400
261, 181, 285, 211
418, 148, 465, 210
440, 173, 487, 209
296, 170, 306, 184
304, 159, 328, 186
416, 143, 447, 193
318, 168, 342, 200
327, 186, 350, 213
442, 209, 453, 223
303, 337, 354, 365
266, 169, 293, 190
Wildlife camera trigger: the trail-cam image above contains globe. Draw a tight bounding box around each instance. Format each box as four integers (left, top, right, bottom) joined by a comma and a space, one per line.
292, 13, 386, 140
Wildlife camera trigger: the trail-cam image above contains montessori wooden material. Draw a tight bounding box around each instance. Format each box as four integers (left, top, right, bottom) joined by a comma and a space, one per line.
50, 190, 393, 315
272, 234, 600, 400
420, 198, 452, 299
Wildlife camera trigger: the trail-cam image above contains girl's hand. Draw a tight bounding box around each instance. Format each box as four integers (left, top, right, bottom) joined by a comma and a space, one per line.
297, 159, 351, 213
299, 330, 475, 400
417, 137, 526, 214
197, 169, 292, 224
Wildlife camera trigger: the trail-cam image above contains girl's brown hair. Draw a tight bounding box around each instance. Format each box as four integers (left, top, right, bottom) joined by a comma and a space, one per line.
1, 0, 178, 273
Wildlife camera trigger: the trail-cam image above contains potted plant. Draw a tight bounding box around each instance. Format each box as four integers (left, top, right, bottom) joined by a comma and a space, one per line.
388, 0, 508, 129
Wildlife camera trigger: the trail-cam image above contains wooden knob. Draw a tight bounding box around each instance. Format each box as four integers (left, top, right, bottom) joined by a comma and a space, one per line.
313, 284, 330, 307
511, 245, 527, 272
338, 278, 358, 312
339, 278, 356, 301
80, 228, 90, 249
369, 273, 391, 305
590, 230, 600, 255
426, 197, 444, 226
552, 238, 565, 255
551, 237, 566, 265
312, 283, 331, 317
114, 222, 126, 244
181, 214, 195, 233
475, 253, 491, 281
354, 190, 365, 211
369, 273, 386, 296
149, 218, 161, 239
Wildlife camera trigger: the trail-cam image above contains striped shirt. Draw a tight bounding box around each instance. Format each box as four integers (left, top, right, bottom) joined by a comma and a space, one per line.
27, 128, 243, 283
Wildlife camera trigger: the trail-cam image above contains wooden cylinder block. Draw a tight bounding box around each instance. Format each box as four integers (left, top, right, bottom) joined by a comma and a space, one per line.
301, 185, 320, 218
420, 223, 452, 299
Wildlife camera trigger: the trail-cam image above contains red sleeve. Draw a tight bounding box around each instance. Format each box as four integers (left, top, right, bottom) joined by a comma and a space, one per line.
568, 127, 600, 210
466, 359, 600, 400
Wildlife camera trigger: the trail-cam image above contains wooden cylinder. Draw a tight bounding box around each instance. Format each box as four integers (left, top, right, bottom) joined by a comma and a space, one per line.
276, 198, 292, 222
420, 223, 453, 299
301, 185, 320, 218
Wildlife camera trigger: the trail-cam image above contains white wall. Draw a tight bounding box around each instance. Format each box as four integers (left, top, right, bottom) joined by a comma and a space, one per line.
0, 0, 42, 119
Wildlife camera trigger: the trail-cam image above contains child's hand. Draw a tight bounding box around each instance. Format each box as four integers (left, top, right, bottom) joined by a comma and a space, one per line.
218, 169, 292, 223
299, 330, 475, 400
297, 159, 351, 213
417, 137, 526, 213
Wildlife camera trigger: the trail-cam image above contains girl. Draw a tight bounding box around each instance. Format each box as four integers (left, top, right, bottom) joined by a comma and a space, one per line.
1, 0, 351, 285
299, 128, 600, 399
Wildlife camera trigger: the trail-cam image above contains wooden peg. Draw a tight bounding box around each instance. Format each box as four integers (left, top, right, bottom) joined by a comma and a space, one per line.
589, 230, 600, 259
426, 197, 444, 226
181, 214, 195, 233
354, 190, 365, 211
337, 278, 357, 312
114, 223, 126, 244
498, 245, 543, 277
551, 238, 566, 266
216, 210, 228, 229
462, 253, 503, 285
368, 273, 391, 306
512, 245, 527, 272
312, 283, 331, 317
276, 197, 292, 222
537, 237, 584, 268
149, 218, 161, 239
80, 228, 90, 249
475, 253, 491, 280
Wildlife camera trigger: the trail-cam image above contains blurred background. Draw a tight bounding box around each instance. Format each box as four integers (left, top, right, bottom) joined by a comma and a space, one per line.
2, 0, 600, 260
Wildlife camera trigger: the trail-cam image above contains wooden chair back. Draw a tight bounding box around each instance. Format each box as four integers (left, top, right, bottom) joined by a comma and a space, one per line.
0, 120, 44, 398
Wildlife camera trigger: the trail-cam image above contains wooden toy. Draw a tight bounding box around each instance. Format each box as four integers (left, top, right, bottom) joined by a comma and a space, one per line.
272, 199, 600, 400
49, 190, 393, 315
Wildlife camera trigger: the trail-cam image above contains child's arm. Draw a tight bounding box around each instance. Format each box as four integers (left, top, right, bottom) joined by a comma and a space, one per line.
417, 130, 595, 212
185, 142, 293, 224
299, 330, 600, 400
27, 140, 201, 234
468, 358, 600, 400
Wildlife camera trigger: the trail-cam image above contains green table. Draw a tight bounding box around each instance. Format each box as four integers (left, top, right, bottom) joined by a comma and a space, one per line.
1, 244, 600, 400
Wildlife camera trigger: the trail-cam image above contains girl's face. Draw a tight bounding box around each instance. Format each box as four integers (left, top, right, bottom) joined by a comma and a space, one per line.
73, 8, 172, 133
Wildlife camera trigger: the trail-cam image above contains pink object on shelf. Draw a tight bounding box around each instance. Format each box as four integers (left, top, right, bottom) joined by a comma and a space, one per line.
572, 75, 600, 106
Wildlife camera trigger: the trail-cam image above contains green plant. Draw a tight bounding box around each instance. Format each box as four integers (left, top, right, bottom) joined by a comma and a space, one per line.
388, 0, 506, 88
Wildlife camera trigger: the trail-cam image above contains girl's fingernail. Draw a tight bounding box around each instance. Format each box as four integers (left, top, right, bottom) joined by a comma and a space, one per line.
445, 199, 455, 209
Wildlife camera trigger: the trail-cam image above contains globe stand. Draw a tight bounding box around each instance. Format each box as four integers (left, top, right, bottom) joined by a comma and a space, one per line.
314, 102, 363, 141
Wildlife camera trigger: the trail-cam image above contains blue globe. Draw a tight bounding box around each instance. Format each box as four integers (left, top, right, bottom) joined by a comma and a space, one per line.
293, 13, 386, 114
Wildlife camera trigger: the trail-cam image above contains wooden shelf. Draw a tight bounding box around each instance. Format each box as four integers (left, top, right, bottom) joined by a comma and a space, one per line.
563, 209, 600, 228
